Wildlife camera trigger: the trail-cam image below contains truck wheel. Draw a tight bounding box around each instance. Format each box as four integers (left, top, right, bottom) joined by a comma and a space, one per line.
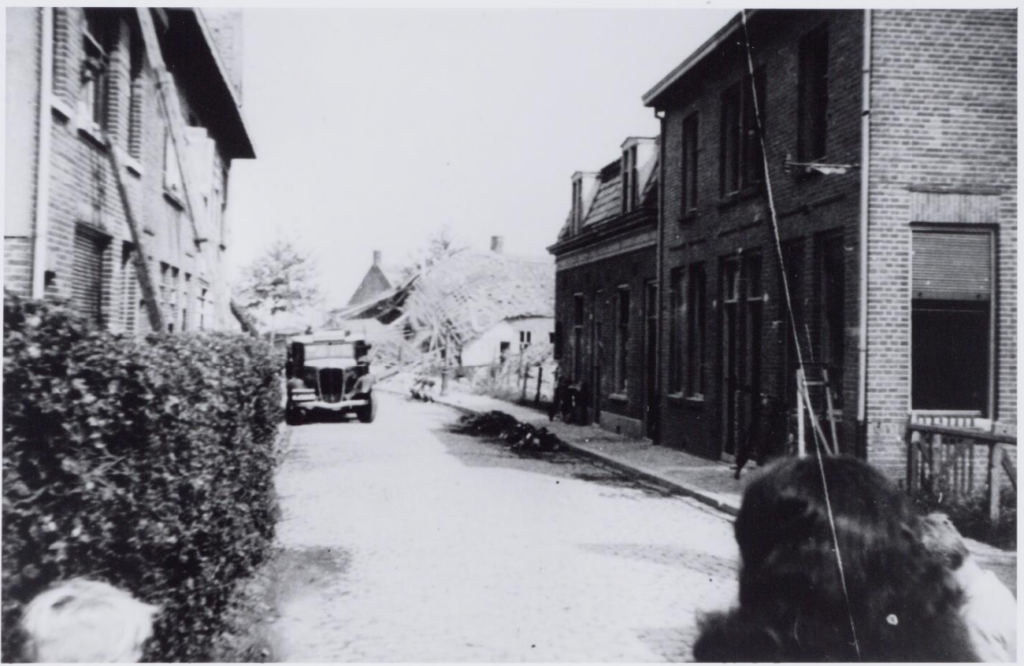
285, 402, 303, 426
357, 394, 377, 423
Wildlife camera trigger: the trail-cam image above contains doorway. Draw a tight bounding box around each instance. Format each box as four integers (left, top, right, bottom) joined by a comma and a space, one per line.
720, 253, 763, 460
644, 280, 659, 439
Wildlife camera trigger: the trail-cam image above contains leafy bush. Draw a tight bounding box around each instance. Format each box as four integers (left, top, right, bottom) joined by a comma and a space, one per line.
2, 295, 283, 661
909, 485, 1017, 551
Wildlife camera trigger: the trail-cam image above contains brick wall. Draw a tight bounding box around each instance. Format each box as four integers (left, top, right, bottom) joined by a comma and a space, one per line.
554, 240, 658, 433
866, 9, 1017, 478
654, 10, 865, 460
9, 8, 237, 334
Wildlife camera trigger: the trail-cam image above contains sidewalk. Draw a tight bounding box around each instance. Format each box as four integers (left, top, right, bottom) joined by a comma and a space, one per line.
390, 384, 1016, 596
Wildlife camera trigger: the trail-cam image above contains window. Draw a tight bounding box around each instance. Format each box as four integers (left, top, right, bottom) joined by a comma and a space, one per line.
499, 341, 510, 364
720, 84, 742, 196
681, 114, 699, 214
720, 70, 766, 196
73, 227, 108, 327
519, 330, 532, 351
622, 145, 639, 213
81, 10, 114, 132
120, 242, 137, 333
743, 69, 767, 187
912, 230, 993, 414
687, 264, 706, 396
819, 234, 845, 406
198, 285, 209, 330
669, 268, 685, 393
572, 294, 584, 379
553, 321, 563, 359
615, 287, 630, 393
798, 25, 829, 163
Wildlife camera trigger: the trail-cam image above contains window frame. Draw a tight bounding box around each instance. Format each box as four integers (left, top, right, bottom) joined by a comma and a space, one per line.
910, 226, 996, 417
681, 113, 699, 215
615, 286, 630, 394
80, 10, 114, 133
687, 263, 707, 397
798, 23, 830, 163
668, 267, 686, 394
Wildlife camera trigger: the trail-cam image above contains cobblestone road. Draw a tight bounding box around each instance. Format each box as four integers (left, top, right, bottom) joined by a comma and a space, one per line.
271, 393, 738, 661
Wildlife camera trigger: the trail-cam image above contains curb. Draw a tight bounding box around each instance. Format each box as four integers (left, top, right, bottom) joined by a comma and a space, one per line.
427, 391, 741, 519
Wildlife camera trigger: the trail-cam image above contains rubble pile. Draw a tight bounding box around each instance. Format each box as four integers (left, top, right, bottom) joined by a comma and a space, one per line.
454, 411, 565, 456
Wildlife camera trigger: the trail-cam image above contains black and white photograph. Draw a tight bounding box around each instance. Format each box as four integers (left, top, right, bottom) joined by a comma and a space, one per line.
2, 3, 1017, 662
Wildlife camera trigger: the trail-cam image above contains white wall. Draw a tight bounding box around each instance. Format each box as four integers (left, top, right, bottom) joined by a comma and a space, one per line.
460, 317, 554, 367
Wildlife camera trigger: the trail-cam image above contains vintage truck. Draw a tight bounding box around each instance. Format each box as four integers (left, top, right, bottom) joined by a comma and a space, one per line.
285, 330, 376, 425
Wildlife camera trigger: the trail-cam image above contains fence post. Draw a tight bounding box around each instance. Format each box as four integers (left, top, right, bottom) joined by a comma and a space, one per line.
796, 369, 806, 458
989, 443, 1004, 524
521, 363, 529, 402
535, 366, 543, 404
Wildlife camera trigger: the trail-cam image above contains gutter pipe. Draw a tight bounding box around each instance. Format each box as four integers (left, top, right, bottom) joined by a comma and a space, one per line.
857, 10, 872, 431
31, 7, 54, 298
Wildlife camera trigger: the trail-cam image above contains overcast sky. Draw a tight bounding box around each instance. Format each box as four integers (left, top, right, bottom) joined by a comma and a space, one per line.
226, 8, 735, 309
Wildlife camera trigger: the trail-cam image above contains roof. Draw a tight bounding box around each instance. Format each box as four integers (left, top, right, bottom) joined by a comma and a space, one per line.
327, 248, 554, 349
164, 9, 254, 159
642, 10, 758, 108
555, 139, 660, 243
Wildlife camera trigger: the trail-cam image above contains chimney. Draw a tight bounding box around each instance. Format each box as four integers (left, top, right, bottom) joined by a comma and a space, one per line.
491, 236, 504, 254
373, 250, 382, 266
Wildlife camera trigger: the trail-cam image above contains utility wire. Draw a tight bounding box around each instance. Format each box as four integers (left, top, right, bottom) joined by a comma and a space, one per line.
740, 10, 861, 660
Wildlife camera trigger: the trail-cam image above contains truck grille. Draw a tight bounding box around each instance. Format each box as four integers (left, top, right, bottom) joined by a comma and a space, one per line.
319, 368, 345, 403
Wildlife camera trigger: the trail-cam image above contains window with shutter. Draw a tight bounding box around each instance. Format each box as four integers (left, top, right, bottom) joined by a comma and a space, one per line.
911, 229, 994, 414
73, 228, 107, 327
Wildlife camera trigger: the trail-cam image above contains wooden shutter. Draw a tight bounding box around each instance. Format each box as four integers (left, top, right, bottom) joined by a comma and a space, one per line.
73, 230, 106, 326
913, 231, 992, 301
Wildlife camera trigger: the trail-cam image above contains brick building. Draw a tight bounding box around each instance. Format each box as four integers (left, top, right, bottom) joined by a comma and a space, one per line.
5, 8, 254, 333
641, 9, 1016, 476
548, 138, 660, 439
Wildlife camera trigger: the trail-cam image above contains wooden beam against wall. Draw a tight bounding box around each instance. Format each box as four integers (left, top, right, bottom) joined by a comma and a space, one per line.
107, 141, 165, 332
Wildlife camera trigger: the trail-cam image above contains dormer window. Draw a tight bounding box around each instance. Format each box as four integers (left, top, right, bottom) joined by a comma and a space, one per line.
622, 145, 639, 213
572, 179, 583, 233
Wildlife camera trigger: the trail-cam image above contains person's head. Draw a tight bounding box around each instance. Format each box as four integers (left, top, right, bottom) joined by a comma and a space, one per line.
919, 511, 970, 571
694, 456, 973, 662
20, 578, 159, 663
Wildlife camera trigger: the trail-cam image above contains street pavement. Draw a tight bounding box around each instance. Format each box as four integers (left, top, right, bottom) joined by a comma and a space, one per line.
271, 392, 739, 662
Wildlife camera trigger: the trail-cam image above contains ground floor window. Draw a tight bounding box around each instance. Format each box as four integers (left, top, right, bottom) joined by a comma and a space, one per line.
687, 264, 706, 397
73, 227, 108, 327
615, 286, 630, 393
819, 233, 845, 407
668, 268, 684, 394
911, 229, 993, 414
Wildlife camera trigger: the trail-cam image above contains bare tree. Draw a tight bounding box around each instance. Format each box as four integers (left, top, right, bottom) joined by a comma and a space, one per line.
235, 239, 320, 344
399, 225, 466, 281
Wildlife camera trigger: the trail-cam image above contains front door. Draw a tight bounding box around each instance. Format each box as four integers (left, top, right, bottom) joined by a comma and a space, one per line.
720, 254, 762, 460
591, 290, 603, 424
644, 280, 659, 439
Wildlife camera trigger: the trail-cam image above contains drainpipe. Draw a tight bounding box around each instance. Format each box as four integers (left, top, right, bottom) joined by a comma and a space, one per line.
654, 109, 666, 444
31, 7, 54, 298
857, 9, 872, 444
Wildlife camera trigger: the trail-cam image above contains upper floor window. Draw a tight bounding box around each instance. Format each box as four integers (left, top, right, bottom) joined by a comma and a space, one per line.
128, 29, 144, 159
798, 25, 829, 162
720, 69, 766, 197
81, 10, 115, 132
622, 145, 639, 213
681, 114, 699, 214
164, 130, 183, 198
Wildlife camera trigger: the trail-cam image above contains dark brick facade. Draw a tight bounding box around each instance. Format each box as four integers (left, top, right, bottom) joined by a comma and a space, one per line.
644, 9, 1016, 475
550, 142, 660, 440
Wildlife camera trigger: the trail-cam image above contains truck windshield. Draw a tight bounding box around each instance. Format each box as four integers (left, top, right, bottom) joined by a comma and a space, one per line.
304, 342, 356, 360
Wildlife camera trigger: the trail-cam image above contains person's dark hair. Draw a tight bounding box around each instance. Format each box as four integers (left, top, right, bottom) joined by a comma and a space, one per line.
693, 456, 976, 662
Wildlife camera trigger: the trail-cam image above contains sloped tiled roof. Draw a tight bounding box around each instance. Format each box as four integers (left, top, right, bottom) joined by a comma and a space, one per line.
405, 250, 554, 344
582, 160, 624, 229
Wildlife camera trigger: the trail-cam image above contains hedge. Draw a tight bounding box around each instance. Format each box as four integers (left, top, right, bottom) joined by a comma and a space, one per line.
2, 295, 283, 661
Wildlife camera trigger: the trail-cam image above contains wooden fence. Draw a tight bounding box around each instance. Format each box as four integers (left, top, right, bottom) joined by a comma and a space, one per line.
907, 422, 1017, 523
